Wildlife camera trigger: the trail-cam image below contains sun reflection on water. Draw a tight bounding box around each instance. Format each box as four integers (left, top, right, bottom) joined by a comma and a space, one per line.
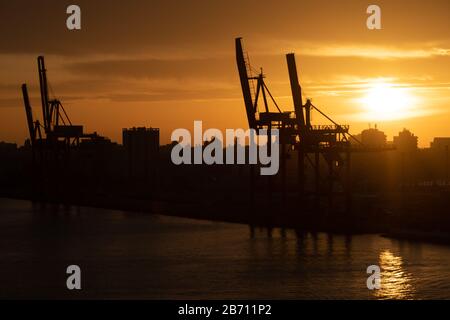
376, 250, 415, 300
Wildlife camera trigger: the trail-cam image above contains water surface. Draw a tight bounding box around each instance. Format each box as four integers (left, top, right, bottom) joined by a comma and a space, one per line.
0, 198, 449, 299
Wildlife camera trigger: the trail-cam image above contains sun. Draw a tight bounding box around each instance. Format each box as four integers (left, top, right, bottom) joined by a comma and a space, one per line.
360, 81, 416, 121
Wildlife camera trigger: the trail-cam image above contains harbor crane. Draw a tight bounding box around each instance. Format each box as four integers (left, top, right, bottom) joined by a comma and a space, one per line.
236, 37, 383, 215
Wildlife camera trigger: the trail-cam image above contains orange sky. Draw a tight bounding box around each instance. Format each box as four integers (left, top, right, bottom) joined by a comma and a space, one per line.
0, 0, 449, 147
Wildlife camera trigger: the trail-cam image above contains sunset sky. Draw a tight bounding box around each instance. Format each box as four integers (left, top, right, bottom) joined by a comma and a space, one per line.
0, 0, 449, 147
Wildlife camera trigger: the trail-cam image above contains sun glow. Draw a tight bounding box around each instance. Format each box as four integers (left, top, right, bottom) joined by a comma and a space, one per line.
359, 81, 417, 121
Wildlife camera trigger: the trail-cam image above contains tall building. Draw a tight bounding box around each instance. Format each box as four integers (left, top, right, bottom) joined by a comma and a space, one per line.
393, 129, 418, 152
360, 126, 387, 148
430, 137, 450, 151
122, 127, 160, 180
430, 137, 450, 181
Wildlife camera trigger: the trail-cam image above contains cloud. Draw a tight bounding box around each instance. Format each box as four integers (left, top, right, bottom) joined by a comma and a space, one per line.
345, 107, 444, 122
2, 0, 449, 57
64, 57, 238, 81
0, 97, 22, 108
303, 75, 450, 93
299, 45, 450, 60
89, 88, 242, 103
254, 39, 450, 60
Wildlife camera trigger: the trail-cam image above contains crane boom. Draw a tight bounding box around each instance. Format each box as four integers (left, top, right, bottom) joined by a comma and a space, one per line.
21, 83, 36, 145
235, 38, 257, 129
286, 53, 306, 131
37, 56, 50, 132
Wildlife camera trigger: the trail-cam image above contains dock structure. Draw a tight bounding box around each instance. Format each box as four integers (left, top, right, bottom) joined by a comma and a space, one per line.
21, 56, 108, 193
235, 38, 391, 216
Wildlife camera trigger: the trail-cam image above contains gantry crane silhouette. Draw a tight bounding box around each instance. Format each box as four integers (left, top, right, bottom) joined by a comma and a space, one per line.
21, 56, 103, 193
236, 37, 385, 215
22, 56, 101, 154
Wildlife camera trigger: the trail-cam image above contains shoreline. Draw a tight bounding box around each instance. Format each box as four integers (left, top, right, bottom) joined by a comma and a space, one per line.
2, 192, 450, 246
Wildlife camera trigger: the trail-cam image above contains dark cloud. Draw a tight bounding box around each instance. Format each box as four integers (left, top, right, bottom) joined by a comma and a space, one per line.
1, 0, 448, 56
0, 97, 22, 108
64, 57, 237, 81
94, 88, 241, 103
0, 83, 25, 94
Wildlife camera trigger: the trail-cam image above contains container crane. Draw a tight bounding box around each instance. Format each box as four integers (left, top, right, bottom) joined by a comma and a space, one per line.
236, 37, 364, 215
